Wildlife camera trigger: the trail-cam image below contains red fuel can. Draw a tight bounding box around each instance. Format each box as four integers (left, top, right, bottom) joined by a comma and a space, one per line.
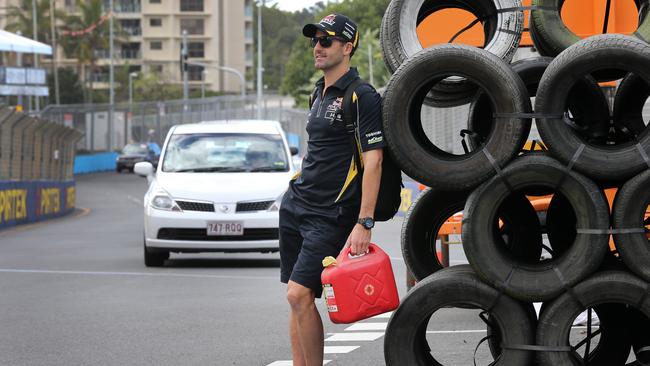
321, 243, 400, 324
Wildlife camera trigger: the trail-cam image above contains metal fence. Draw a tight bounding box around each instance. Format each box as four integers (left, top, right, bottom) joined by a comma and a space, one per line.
39, 95, 310, 155
0, 107, 83, 181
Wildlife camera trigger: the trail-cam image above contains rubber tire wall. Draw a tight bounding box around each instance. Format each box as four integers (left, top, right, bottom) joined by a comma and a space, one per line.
384, 265, 536, 366
462, 154, 610, 302
467, 57, 610, 149
535, 34, 650, 184
536, 271, 650, 366
530, 0, 650, 57
612, 169, 650, 282
613, 73, 650, 142
401, 187, 542, 280
380, 0, 523, 107
382, 44, 531, 191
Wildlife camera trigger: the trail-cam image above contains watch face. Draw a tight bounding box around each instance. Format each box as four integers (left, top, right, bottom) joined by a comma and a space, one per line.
360, 217, 374, 229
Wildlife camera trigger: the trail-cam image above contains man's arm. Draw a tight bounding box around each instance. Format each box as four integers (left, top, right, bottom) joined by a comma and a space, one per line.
347, 148, 382, 255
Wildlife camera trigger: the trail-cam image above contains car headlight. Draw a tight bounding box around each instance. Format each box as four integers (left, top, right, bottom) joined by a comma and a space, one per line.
151, 191, 181, 211
267, 191, 285, 212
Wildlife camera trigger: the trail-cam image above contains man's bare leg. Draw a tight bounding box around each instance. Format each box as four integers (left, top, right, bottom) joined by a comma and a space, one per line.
289, 308, 306, 366
287, 280, 324, 366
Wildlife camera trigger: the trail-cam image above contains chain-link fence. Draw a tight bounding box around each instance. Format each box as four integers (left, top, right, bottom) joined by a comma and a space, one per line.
39, 95, 309, 155
0, 107, 83, 181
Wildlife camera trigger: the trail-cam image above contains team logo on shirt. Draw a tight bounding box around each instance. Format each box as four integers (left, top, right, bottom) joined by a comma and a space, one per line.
324, 97, 344, 124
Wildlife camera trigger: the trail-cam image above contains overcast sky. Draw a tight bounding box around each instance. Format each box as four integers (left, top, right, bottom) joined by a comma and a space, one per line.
268, 0, 338, 12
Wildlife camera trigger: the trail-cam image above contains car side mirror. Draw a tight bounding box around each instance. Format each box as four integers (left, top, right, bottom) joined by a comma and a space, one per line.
134, 162, 154, 177
290, 146, 299, 156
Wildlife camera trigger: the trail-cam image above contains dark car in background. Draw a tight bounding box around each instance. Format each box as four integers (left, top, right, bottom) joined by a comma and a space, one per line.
116, 142, 161, 173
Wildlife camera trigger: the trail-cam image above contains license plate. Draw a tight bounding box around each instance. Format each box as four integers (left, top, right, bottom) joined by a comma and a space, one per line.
207, 222, 244, 236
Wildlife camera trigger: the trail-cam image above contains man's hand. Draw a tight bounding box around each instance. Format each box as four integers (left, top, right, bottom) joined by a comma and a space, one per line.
346, 224, 371, 255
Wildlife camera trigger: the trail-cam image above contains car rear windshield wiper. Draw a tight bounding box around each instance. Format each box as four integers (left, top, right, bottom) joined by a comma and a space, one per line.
174, 167, 247, 172
249, 166, 288, 172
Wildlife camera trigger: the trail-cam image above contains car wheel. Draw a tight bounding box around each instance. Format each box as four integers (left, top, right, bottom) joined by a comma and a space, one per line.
144, 240, 168, 267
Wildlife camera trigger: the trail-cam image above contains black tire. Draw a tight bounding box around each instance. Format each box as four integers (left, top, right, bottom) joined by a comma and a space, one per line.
467, 57, 610, 149
612, 169, 650, 282
144, 240, 169, 267
402, 187, 542, 280
383, 44, 531, 191
462, 154, 610, 302
384, 265, 536, 366
380, 0, 524, 107
530, 0, 650, 58
536, 271, 650, 366
613, 73, 650, 143
535, 34, 650, 184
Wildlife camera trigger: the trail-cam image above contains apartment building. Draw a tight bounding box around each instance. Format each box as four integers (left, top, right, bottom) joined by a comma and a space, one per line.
1, 0, 254, 95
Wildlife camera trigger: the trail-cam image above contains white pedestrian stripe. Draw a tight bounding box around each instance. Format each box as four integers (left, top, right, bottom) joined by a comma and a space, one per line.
344, 322, 387, 331
325, 332, 385, 342
265, 361, 331, 366
324, 346, 359, 354
370, 312, 393, 319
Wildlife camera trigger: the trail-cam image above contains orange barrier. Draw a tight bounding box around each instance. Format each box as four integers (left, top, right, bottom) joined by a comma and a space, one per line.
416, 0, 639, 48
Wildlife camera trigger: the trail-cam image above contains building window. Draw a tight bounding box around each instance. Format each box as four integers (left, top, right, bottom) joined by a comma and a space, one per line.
188, 65, 203, 81
180, 0, 203, 11
149, 18, 162, 27
187, 42, 204, 58
180, 19, 204, 35
149, 0, 161, 3
150, 41, 162, 50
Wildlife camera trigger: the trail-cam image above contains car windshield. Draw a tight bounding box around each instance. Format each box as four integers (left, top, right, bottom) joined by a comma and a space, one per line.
122, 143, 149, 155
162, 132, 290, 173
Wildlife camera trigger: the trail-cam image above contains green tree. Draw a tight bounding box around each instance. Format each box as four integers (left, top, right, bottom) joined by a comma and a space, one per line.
253, 2, 312, 91
132, 72, 182, 102
59, 0, 123, 103
279, 0, 391, 105
5, 0, 56, 43
47, 67, 84, 104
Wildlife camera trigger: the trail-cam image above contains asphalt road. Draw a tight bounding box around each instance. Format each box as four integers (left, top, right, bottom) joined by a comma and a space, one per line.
0, 172, 503, 366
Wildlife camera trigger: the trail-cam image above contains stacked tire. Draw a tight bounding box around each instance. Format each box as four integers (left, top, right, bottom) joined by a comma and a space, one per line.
380, 2, 650, 364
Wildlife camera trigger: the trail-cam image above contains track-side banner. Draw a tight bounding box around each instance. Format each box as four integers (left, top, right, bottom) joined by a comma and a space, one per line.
0, 181, 75, 230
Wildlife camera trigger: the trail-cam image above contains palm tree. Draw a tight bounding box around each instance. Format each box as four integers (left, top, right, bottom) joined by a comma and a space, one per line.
6, 0, 54, 43
59, 0, 124, 103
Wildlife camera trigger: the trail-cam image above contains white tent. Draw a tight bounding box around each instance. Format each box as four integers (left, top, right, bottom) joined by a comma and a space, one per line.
0, 29, 52, 55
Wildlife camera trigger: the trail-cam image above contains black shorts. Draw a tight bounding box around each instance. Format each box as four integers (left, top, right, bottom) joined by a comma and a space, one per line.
279, 192, 357, 298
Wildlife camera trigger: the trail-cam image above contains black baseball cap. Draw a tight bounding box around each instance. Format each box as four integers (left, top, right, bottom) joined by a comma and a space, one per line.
303, 14, 360, 51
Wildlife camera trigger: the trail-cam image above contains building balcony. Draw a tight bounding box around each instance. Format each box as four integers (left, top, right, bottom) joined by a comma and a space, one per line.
93, 49, 142, 60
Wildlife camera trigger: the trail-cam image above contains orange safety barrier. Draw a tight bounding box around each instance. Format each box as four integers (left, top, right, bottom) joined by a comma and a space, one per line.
416, 0, 639, 48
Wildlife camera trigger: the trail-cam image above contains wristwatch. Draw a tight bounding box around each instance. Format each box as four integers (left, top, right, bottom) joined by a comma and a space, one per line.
357, 217, 375, 230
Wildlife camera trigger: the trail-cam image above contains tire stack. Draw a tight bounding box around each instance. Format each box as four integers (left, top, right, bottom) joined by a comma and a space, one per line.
379, 1, 650, 365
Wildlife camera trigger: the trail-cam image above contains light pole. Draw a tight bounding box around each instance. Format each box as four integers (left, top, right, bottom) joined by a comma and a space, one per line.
201, 69, 206, 99
256, 0, 265, 119
108, 0, 115, 150
186, 61, 245, 97
32, 0, 39, 111
129, 72, 138, 104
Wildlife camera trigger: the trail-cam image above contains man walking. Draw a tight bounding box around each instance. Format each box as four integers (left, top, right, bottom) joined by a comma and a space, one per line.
279, 14, 385, 366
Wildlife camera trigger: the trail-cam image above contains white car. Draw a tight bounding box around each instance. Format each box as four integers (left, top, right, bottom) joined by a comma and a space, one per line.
134, 120, 299, 267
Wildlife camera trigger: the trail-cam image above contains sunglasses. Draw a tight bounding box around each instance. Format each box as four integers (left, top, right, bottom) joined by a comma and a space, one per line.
310, 36, 346, 48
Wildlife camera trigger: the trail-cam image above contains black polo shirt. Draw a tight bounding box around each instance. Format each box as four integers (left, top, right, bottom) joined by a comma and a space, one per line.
290, 68, 385, 210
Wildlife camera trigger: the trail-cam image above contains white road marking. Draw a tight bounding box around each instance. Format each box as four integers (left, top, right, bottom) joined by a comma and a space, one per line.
265, 361, 330, 366
0, 268, 277, 281
324, 346, 359, 354
345, 322, 387, 331
325, 332, 385, 342
370, 312, 393, 319
126, 195, 143, 205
